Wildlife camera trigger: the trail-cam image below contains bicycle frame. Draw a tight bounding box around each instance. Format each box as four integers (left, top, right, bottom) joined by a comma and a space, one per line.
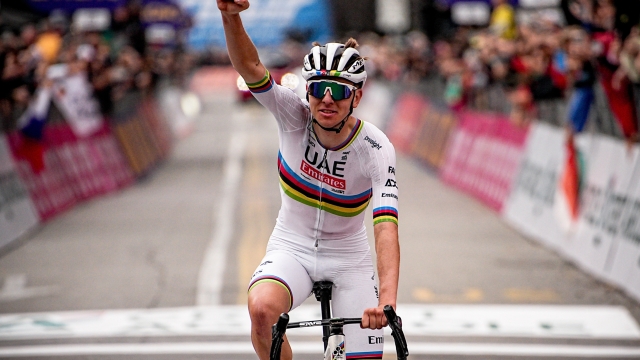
270, 281, 409, 360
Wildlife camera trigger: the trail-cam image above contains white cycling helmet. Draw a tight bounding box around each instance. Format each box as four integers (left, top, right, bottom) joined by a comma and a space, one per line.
301, 41, 367, 88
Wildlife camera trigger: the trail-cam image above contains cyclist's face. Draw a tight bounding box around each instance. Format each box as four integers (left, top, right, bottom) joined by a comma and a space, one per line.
308, 78, 362, 127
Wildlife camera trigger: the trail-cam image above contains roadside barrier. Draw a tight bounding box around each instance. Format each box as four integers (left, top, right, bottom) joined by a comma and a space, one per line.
0, 136, 39, 249
387, 93, 457, 170
386, 89, 640, 303
440, 111, 528, 212
110, 92, 172, 177
1, 90, 174, 250
6, 122, 136, 222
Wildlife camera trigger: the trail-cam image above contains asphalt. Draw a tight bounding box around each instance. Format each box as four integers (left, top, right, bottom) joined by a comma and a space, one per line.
0, 81, 639, 359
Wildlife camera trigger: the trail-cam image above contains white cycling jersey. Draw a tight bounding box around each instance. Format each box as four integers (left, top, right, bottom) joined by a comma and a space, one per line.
247, 70, 399, 244
246, 70, 398, 359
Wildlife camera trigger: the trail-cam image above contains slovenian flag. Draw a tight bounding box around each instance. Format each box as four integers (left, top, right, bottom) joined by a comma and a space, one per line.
18, 87, 52, 140
15, 87, 52, 173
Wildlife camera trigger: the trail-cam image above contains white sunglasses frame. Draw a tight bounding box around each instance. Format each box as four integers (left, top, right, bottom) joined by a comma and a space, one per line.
306, 79, 358, 100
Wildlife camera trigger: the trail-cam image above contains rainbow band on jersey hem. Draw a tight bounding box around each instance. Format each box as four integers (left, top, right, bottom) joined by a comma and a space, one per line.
248, 275, 293, 311
373, 207, 398, 226
246, 70, 274, 93
346, 351, 383, 359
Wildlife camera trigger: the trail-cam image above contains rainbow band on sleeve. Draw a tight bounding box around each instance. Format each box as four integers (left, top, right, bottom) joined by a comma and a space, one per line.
373, 207, 398, 225
248, 275, 293, 311
246, 70, 274, 93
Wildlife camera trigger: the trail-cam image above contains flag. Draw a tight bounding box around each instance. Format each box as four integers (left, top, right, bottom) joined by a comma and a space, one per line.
555, 133, 582, 232
15, 87, 52, 173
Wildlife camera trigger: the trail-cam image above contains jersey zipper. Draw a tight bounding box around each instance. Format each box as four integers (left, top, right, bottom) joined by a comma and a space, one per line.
314, 148, 329, 251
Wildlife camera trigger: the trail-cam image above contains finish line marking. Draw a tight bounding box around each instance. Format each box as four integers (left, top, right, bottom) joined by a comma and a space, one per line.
1, 342, 640, 358
0, 304, 638, 340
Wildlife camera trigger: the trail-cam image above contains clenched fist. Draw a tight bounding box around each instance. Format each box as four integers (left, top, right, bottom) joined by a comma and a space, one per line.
217, 0, 250, 15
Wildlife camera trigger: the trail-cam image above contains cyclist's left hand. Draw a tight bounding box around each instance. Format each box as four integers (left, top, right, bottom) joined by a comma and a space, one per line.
361, 305, 390, 329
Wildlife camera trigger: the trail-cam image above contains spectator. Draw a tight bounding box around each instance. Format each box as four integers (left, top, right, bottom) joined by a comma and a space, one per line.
566, 26, 596, 133
490, 0, 517, 40
615, 27, 640, 135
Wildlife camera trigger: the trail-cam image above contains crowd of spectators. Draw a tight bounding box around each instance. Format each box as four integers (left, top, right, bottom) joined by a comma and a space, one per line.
0, 3, 193, 134
357, 0, 640, 142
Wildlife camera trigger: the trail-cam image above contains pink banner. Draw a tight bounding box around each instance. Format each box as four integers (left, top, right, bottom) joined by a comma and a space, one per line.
439, 111, 529, 212
385, 93, 428, 154
48, 124, 135, 201
8, 122, 134, 221
8, 134, 76, 221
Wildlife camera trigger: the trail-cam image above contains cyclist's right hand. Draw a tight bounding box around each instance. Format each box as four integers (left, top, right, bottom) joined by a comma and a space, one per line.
217, 0, 250, 14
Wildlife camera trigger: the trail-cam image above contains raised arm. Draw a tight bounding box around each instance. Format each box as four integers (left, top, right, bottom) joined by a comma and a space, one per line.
217, 0, 266, 84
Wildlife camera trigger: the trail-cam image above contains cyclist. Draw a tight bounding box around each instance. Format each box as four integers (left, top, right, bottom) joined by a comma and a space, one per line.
217, 1, 400, 359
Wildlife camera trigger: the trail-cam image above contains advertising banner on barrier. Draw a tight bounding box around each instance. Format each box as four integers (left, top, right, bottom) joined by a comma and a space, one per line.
502, 122, 566, 248
7, 122, 135, 221
566, 137, 639, 277
409, 100, 457, 170
0, 136, 39, 249
48, 124, 135, 201
607, 146, 640, 301
385, 93, 428, 154
110, 94, 169, 177
8, 133, 77, 221
440, 111, 529, 212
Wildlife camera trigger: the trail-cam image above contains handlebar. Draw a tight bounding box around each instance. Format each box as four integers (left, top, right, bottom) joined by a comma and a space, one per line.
270, 306, 409, 360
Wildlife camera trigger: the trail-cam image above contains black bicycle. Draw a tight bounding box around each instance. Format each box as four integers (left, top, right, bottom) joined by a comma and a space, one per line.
270, 281, 409, 360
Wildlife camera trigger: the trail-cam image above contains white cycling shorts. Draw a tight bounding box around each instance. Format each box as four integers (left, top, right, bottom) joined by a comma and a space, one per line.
248, 231, 384, 359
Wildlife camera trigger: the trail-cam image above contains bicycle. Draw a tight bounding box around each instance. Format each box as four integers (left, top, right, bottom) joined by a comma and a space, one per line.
270, 281, 409, 360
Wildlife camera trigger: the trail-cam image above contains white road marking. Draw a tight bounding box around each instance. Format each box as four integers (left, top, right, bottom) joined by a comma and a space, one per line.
0, 305, 638, 340
0, 274, 58, 302
1, 342, 640, 357
196, 132, 247, 306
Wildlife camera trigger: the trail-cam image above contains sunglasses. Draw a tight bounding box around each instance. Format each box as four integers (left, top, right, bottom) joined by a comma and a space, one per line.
307, 80, 357, 101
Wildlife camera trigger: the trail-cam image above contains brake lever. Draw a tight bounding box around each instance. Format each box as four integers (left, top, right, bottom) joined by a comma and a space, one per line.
270, 313, 289, 360
383, 305, 409, 360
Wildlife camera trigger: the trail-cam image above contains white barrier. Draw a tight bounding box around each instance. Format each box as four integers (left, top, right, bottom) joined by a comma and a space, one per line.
503, 123, 567, 250
568, 137, 639, 280
0, 135, 39, 249
608, 155, 640, 300
502, 122, 640, 302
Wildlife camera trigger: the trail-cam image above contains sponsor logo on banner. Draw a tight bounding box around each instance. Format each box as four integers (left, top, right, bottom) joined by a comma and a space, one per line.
581, 141, 640, 301
502, 123, 566, 248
